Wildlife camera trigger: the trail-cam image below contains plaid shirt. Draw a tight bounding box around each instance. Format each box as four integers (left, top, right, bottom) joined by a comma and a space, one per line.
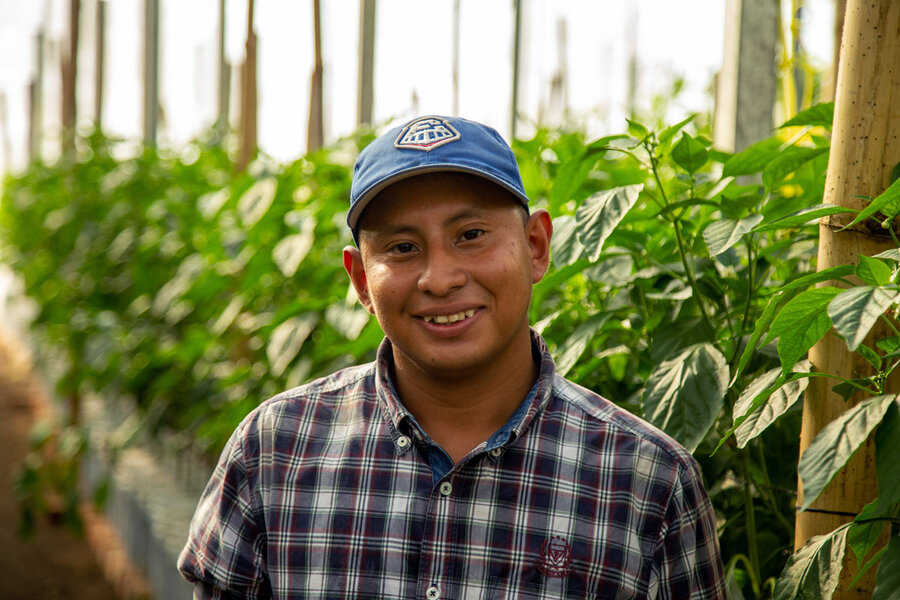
178, 333, 725, 599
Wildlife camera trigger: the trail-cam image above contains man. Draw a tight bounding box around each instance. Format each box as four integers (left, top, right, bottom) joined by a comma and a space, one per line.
178, 116, 725, 599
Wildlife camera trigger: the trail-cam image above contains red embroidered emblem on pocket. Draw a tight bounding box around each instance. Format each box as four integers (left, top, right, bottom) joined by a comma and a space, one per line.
536, 536, 573, 577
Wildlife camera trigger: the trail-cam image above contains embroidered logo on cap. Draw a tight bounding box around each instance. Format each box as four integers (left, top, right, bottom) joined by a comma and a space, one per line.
394, 117, 461, 151
536, 536, 573, 577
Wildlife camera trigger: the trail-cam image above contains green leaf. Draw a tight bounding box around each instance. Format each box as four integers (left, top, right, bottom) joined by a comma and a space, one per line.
849, 500, 888, 571
875, 400, 900, 510
771, 265, 856, 296
238, 177, 277, 228
722, 138, 781, 178
272, 217, 316, 278
672, 133, 709, 174
555, 312, 610, 376
779, 102, 835, 128
752, 204, 857, 232
762, 146, 829, 190
832, 378, 875, 402
550, 214, 586, 266
733, 362, 810, 447
732, 292, 782, 385
703, 214, 764, 256
641, 343, 729, 453
773, 525, 849, 600
875, 249, 900, 262
876, 336, 900, 354
828, 286, 900, 351
872, 534, 900, 600
575, 184, 644, 262
799, 394, 896, 511
767, 287, 842, 375
266, 313, 318, 377
857, 255, 893, 287
658, 114, 696, 147
858, 344, 883, 370
626, 118, 649, 140
845, 177, 900, 229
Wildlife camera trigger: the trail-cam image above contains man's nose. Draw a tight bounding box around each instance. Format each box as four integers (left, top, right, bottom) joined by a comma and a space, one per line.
417, 246, 467, 295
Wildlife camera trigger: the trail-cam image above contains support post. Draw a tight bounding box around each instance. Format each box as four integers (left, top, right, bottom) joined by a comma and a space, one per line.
307, 0, 324, 153
29, 31, 44, 162
357, 0, 375, 128
713, 0, 778, 153
799, 2, 900, 598
238, 0, 257, 170
61, 0, 80, 156
216, 0, 228, 139
510, 0, 522, 139
94, 0, 105, 129
143, 0, 159, 147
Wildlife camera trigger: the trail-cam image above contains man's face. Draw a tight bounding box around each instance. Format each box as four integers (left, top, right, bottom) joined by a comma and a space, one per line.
344, 175, 552, 379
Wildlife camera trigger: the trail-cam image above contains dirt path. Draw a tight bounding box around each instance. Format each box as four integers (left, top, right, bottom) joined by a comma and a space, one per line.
0, 335, 120, 600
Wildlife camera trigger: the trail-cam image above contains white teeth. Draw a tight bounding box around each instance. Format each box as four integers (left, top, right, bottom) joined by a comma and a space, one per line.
423, 310, 476, 324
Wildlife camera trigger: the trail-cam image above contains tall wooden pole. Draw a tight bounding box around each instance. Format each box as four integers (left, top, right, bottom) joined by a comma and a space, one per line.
510, 0, 522, 139
238, 0, 257, 170
94, 0, 105, 129
216, 0, 228, 139
307, 0, 324, 153
0, 92, 11, 174
61, 0, 80, 156
29, 30, 45, 163
357, 0, 375, 127
143, 0, 159, 147
798, 2, 900, 598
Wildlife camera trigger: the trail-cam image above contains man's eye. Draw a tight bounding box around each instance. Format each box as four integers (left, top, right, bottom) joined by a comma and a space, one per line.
390, 242, 416, 254
461, 229, 484, 241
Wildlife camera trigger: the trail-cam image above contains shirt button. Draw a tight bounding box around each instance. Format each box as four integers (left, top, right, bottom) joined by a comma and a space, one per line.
489, 448, 503, 457
397, 436, 410, 448
426, 585, 440, 599
439, 481, 452, 496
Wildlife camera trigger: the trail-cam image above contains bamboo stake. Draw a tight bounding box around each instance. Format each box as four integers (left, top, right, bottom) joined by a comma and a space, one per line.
798, 1, 900, 598
61, 0, 80, 156
238, 0, 258, 170
216, 0, 228, 139
29, 30, 44, 162
307, 0, 324, 153
94, 0, 105, 129
143, 0, 159, 147
510, 0, 522, 139
357, 0, 375, 128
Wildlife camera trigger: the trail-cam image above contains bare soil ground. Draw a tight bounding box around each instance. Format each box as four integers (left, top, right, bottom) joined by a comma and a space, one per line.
0, 335, 121, 600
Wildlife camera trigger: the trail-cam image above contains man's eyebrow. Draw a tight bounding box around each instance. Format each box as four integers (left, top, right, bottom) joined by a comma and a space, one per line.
371, 209, 490, 237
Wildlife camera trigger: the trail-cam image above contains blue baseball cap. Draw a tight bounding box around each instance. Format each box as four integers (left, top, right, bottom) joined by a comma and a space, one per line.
348, 115, 530, 239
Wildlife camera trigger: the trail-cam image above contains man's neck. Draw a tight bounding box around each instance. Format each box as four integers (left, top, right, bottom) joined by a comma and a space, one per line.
391, 335, 539, 464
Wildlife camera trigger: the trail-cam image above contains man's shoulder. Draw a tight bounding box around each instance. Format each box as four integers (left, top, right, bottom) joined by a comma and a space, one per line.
238, 361, 378, 435
550, 375, 697, 469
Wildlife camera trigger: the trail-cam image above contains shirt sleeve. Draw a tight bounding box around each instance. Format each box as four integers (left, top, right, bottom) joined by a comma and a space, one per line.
177, 420, 271, 599
654, 458, 726, 600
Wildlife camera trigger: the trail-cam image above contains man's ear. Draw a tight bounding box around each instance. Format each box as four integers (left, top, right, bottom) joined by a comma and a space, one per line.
526, 209, 553, 284
343, 246, 375, 314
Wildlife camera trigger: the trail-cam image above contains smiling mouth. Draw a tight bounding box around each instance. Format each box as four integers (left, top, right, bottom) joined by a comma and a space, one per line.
422, 309, 476, 324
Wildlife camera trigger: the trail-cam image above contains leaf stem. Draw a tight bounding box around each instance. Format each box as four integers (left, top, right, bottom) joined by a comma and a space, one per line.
741, 450, 762, 586
646, 143, 714, 332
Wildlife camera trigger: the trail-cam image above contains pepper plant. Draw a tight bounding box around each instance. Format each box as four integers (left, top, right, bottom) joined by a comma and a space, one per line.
3, 106, 899, 598
521, 103, 899, 598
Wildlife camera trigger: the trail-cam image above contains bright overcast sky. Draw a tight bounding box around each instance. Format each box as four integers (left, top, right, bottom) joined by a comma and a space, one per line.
0, 0, 835, 173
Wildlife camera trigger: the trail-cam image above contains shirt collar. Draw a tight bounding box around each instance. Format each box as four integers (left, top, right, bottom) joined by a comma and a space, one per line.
373, 330, 558, 448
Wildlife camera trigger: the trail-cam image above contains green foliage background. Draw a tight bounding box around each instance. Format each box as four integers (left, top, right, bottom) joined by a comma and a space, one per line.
2, 108, 899, 599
